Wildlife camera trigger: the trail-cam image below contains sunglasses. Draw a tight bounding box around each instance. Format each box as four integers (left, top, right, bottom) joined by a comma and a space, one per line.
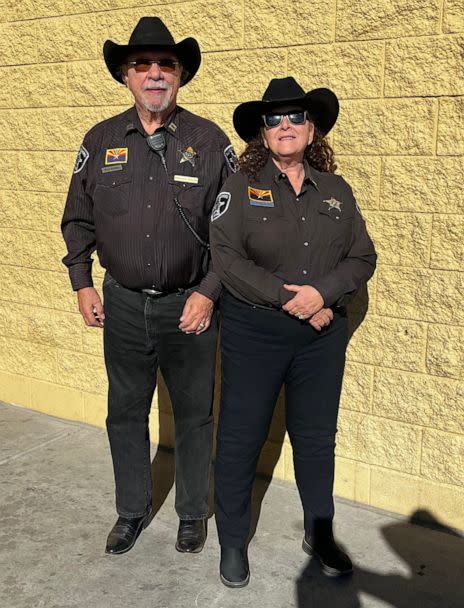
126, 58, 180, 73
262, 111, 308, 128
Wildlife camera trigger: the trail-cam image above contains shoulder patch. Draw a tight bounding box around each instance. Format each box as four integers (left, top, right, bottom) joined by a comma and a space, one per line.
224, 144, 239, 173
211, 192, 231, 222
73, 145, 89, 174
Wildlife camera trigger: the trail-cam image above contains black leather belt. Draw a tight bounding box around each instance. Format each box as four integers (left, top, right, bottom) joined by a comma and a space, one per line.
141, 287, 185, 297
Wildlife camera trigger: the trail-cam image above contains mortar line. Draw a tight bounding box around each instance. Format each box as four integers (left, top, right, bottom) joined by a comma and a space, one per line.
427, 210, 435, 268
241, 0, 245, 49
433, 98, 440, 156
380, 41, 387, 97
332, 0, 338, 42
377, 156, 384, 210
438, 0, 446, 33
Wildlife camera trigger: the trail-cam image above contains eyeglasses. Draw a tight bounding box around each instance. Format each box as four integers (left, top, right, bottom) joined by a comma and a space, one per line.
262, 111, 308, 128
126, 58, 180, 73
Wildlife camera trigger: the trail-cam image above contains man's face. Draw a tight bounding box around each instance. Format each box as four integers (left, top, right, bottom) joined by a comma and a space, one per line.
123, 50, 182, 114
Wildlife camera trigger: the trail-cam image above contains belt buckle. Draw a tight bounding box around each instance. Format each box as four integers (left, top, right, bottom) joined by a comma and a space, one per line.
142, 288, 164, 296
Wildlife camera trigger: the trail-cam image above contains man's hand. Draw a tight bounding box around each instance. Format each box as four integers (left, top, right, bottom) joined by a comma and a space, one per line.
308, 307, 334, 331
179, 292, 214, 335
282, 284, 324, 319
77, 287, 105, 328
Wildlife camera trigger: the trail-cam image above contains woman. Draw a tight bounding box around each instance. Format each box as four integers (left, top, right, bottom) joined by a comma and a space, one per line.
210, 77, 377, 587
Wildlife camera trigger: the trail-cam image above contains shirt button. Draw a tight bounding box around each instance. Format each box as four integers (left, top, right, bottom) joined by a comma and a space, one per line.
301, 216, 306, 221
302, 270, 308, 275
147, 204, 152, 208
146, 234, 150, 238
296, 198, 299, 202
147, 262, 151, 266
304, 242, 309, 247
263, 217, 268, 221
336, 216, 340, 220
149, 176, 153, 181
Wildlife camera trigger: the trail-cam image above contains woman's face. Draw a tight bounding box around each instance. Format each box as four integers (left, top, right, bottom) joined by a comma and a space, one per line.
261, 105, 314, 161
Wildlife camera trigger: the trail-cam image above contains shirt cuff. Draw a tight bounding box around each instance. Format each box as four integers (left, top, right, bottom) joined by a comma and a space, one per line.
310, 277, 343, 308
279, 285, 294, 306
195, 271, 222, 302
69, 263, 94, 291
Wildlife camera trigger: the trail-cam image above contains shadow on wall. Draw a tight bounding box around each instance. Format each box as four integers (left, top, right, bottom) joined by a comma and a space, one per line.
148, 287, 370, 524
296, 510, 464, 608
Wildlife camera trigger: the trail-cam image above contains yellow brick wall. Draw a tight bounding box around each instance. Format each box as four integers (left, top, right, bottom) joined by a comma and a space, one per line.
0, 1, 463, 529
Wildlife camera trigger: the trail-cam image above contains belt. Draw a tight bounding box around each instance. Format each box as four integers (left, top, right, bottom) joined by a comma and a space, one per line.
140, 287, 185, 297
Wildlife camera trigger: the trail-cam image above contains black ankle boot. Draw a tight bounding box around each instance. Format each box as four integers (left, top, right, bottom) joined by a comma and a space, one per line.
105, 509, 152, 555
175, 519, 207, 553
303, 520, 353, 577
220, 546, 250, 588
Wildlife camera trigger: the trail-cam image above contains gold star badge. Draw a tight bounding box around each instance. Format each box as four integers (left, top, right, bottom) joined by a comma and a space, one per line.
323, 197, 343, 212
179, 146, 197, 166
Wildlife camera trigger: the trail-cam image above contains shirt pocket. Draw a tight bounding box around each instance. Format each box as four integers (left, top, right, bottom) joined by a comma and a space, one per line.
171, 181, 206, 217
93, 175, 132, 217
317, 202, 354, 249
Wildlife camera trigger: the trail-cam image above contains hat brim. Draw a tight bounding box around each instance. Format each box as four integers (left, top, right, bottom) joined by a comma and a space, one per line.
233, 88, 339, 142
103, 37, 201, 86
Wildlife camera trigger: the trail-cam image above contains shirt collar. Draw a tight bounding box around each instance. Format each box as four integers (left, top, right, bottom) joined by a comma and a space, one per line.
260, 155, 319, 190
124, 105, 180, 139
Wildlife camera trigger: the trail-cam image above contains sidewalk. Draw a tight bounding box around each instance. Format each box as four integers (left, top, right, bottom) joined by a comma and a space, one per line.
1, 401, 462, 608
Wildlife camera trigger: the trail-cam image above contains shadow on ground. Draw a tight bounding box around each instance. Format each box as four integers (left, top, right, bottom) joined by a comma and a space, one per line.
295, 510, 464, 608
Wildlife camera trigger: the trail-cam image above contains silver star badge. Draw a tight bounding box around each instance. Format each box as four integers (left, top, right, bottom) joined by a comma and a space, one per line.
323, 197, 343, 212
179, 146, 197, 167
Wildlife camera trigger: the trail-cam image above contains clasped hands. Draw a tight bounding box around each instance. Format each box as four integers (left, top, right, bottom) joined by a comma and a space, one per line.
282, 284, 333, 331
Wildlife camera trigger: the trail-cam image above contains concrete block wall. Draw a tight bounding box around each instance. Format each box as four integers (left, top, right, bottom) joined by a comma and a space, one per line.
0, 1, 462, 529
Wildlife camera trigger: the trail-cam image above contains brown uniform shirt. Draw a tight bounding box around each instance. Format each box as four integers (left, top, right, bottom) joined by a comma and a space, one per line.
209, 155, 377, 308
61, 105, 236, 300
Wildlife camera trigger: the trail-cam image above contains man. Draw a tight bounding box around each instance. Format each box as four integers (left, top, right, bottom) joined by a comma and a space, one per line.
61, 17, 237, 555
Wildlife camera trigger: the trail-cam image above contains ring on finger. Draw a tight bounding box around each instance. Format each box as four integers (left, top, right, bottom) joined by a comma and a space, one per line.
198, 322, 205, 329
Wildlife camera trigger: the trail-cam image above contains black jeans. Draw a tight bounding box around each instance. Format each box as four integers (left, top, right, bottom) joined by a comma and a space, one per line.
215, 291, 348, 547
103, 274, 218, 520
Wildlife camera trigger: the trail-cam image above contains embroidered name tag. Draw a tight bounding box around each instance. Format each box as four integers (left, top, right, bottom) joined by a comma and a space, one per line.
105, 148, 128, 165
101, 165, 123, 173
248, 187, 274, 207
173, 175, 199, 184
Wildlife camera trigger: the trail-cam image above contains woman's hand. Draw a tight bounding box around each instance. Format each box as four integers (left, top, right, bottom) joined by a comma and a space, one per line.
282, 284, 324, 319
308, 307, 333, 331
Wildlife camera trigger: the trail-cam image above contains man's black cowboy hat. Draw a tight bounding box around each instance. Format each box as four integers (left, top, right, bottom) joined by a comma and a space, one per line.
103, 17, 201, 86
233, 77, 339, 142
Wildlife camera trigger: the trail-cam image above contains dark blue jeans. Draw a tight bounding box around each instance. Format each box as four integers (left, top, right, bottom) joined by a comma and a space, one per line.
215, 291, 348, 547
103, 274, 218, 519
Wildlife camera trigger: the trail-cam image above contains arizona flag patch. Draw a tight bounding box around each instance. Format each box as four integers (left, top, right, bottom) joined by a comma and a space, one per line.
105, 148, 128, 165
248, 187, 274, 207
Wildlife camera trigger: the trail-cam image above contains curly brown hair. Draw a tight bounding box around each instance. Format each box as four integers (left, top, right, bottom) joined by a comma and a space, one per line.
239, 127, 337, 180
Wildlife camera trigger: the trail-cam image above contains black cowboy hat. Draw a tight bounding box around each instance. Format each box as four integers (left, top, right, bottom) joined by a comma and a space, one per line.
233, 77, 339, 142
103, 17, 201, 86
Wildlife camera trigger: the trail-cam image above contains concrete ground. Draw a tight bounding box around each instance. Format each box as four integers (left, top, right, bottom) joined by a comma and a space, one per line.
0, 401, 463, 608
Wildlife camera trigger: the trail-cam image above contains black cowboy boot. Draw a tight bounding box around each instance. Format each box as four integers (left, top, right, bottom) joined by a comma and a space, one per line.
175, 518, 207, 553
302, 519, 353, 576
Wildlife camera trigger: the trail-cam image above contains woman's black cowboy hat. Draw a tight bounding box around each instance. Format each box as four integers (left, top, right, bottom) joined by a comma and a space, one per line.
233, 77, 339, 142
103, 17, 201, 86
